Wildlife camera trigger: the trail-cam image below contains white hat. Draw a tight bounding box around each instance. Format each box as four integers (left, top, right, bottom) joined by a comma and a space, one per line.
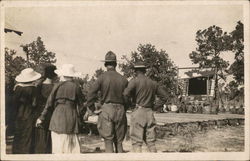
15, 68, 41, 83
55, 64, 81, 77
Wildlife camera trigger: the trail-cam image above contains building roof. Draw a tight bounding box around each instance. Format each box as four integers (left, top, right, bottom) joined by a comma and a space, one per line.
178, 68, 215, 79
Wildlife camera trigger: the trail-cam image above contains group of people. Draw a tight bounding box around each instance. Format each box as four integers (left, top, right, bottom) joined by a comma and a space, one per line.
161, 101, 244, 115
10, 51, 168, 154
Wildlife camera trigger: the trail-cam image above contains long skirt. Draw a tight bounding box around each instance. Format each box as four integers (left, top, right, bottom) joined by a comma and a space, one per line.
51, 131, 80, 154
12, 119, 34, 154
33, 128, 52, 153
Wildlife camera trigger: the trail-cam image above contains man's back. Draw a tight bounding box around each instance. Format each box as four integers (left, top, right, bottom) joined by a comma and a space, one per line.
124, 74, 159, 108
99, 70, 128, 104
87, 69, 128, 106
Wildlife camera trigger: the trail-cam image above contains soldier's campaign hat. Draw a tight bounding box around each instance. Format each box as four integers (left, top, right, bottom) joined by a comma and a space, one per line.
102, 51, 117, 62
133, 61, 147, 69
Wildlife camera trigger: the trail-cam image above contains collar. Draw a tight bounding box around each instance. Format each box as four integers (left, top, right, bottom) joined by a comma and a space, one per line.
137, 73, 146, 77
14, 83, 36, 90
107, 68, 116, 72
43, 78, 53, 84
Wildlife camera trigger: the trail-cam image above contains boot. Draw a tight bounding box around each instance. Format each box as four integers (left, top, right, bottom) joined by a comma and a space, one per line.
115, 142, 124, 153
147, 142, 157, 152
104, 140, 114, 153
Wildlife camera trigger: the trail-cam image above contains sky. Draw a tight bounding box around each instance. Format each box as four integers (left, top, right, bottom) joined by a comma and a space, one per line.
4, 3, 243, 77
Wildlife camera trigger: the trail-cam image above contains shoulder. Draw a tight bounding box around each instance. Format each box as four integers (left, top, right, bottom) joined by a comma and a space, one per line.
128, 77, 137, 85
117, 72, 128, 82
151, 79, 158, 85
145, 77, 158, 87
16, 84, 37, 90
97, 72, 106, 80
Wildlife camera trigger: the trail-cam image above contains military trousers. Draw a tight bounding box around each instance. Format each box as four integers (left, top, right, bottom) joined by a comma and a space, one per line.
97, 103, 127, 153
130, 107, 157, 152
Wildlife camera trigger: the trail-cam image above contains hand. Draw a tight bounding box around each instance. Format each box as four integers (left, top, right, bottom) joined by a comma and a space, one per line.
36, 118, 43, 127
83, 111, 90, 121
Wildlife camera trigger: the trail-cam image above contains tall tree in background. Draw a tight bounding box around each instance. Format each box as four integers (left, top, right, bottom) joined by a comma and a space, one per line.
189, 25, 231, 102
229, 21, 244, 84
21, 36, 56, 69
81, 68, 105, 98
5, 48, 26, 93
119, 44, 177, 99
93, 68, 105, 79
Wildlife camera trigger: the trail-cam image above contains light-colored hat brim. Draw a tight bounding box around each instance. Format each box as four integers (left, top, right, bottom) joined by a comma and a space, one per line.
55, 69, 81, 77
15, 73, 41, 83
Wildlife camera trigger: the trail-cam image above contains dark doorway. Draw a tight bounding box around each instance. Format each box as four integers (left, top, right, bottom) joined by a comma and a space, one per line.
188, 77, 207, 95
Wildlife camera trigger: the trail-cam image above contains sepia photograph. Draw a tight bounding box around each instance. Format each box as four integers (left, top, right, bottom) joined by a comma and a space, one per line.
0, 0, 249, 160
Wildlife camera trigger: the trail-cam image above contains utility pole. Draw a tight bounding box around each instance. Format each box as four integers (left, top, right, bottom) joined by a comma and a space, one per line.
23, 46, 30, 67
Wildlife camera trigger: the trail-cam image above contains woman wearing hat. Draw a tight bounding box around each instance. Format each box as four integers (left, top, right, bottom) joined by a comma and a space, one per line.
33, 64, 57, 154
36, 64, 85, 153
12, 68, 41, 154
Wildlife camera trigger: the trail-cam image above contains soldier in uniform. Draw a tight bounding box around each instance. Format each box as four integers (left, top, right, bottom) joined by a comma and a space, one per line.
123, 61, 168, 153
86, 51, 128, 153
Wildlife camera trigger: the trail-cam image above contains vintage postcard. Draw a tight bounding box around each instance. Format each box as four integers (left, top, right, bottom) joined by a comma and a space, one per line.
0, 0, 249, 160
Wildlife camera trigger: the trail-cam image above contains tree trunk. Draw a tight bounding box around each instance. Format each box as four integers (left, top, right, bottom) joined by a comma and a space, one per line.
214, 67, 219, 106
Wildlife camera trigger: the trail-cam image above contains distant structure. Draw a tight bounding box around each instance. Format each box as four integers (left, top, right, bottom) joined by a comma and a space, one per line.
4, 22, 23, 36
178, 67, 215, 102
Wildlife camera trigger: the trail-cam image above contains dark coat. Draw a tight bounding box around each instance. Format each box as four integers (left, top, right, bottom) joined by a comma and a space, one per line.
12, 85, 38, 154
39, 80, 85, 134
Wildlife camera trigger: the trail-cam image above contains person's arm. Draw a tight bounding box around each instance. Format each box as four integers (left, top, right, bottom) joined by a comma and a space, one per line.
123, 79, 130, 110
86, 77, 101, 112
75, 84, 86, 115
156, 84, 168, 105
38, 83, 59, 121
123, 79, 136, 108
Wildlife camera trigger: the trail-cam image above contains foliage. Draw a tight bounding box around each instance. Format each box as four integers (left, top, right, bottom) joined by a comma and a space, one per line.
189, 25, 232, 100
224, 80, 244, 101
93, 68, 105, 79
80, 68, 105, 98
189, 25, 231, 72
5, 37, 57, 92
228, 21, 244, 84
119, 44, 178, 98
20, 36, 56, 69
5, 48, 26, 93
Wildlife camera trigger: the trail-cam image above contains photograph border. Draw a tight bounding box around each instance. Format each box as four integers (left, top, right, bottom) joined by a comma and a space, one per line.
1, 0, 249, 160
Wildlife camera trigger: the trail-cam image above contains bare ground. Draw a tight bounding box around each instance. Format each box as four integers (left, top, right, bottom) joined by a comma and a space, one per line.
6, 125, 244, 154
79, 125, 244, 153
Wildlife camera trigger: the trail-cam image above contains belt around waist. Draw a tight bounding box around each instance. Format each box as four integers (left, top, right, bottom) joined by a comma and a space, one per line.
104, 102, 123, 105
56, 99, 75, 105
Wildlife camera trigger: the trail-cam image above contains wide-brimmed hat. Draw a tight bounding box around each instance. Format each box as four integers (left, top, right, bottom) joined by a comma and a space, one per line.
101, 51, 117, 62
15, 68, 42, 83
133, 61, 147, 69
55, 64, 81, 77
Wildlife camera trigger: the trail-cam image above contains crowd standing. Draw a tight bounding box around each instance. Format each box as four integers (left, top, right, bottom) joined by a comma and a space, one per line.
9, 51, 244, 154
